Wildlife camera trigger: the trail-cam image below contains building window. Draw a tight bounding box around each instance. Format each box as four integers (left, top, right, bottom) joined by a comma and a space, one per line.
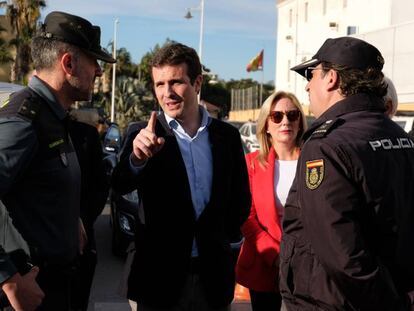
323, 0, 327, 15
287, 60, 291, 82
347, 26, 357, 35
343, 0, 347, 8
289, 8, 293, 27
304, 2, 308, 22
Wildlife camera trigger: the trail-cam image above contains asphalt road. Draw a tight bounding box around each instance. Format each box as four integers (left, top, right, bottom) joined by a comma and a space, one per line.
87, 206, 131, 311
88, 205, 252, 311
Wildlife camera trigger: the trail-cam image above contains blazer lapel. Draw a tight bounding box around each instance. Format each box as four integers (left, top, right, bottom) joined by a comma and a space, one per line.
253, 148, 281, 240
202, 120, 227, 212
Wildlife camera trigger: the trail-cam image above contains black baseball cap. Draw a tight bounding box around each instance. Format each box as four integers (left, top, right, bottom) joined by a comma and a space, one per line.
38, 11, 116, 63
291, 37, 384, 78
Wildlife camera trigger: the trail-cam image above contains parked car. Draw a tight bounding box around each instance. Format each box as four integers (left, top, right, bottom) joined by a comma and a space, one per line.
239, 122, 260, 153
225, 120, 244, 130
0, 82, 24, 104
103, 123, 122, 154
392, 115, 414, 134
102, 123, 139, 256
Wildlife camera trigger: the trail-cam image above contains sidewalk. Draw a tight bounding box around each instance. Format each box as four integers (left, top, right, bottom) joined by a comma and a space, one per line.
90, 284, 252, 311
232, 283, 252, 311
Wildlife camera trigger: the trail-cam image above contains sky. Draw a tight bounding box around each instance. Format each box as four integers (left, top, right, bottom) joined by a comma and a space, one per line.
37, 0, 277, 84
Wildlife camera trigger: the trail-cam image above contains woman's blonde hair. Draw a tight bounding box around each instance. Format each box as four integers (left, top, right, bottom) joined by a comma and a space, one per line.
256, 91, 307, 166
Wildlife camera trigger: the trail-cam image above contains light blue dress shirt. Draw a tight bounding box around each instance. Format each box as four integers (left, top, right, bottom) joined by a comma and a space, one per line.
131, 106, 213, 256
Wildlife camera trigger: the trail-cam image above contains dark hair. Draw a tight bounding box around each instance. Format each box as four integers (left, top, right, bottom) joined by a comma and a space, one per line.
321, 61, 387, 97
31, 36, 80, 70
150, 43, 201, 84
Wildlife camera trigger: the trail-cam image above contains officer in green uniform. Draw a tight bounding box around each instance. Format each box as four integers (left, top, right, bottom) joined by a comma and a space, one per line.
0, 11, 115, 310
279, 37, 414, 310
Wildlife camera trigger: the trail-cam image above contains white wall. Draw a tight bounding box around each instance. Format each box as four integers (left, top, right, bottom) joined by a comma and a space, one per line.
354, 21, 414, 104
276, 0, 393, 105
391, 0, 414, 24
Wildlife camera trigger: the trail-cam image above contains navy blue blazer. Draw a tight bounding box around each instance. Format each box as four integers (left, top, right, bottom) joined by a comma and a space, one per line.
112, 113, 251, 308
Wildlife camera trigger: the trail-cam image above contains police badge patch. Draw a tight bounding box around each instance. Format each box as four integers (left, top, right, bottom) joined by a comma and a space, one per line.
306, 159, 324, 190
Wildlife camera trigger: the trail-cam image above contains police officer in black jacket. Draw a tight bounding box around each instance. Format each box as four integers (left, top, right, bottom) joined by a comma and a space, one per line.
0, 11, 115, 310
279, 37, 414, 310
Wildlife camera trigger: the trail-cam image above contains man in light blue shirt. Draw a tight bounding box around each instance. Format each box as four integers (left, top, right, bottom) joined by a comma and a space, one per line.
112, 43, 251, 311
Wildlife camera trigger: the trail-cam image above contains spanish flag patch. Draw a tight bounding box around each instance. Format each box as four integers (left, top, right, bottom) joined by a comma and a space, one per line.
306, 159, 324, 190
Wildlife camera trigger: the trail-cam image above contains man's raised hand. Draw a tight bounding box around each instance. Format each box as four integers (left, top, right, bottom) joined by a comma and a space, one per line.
131, 112, 165, 166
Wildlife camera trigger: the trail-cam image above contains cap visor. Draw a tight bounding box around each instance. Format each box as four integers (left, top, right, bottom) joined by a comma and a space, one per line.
88, 49, 116, 63
291, 58, 320, 78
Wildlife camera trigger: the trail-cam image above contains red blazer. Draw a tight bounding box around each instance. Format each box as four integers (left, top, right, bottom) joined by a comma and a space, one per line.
235, 149, 282, 292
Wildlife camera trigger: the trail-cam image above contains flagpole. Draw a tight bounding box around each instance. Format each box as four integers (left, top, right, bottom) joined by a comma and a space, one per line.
246, 49, 264, 121
260, 49, 264, 108
260, 69, 263, 106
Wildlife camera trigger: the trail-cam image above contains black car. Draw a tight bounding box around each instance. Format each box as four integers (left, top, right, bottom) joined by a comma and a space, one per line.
103, 123, 139, 256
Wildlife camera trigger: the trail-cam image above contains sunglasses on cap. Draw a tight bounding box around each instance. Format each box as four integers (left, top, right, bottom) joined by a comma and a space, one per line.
304, 66, 325, 81
269, 110, 300, 124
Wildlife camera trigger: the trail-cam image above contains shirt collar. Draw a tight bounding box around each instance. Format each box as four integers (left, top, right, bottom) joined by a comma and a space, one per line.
28, 75, 67, 120
164, 105, 212, 134
310, 93, 384, 131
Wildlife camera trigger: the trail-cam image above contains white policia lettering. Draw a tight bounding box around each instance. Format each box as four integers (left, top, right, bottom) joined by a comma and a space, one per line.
369, 137, 414, 151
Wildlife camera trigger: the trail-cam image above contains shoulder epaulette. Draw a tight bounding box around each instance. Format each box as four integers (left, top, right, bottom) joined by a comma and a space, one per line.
17, 97, 41, 122
310, 119, 341, 139
0, 88, 42, 122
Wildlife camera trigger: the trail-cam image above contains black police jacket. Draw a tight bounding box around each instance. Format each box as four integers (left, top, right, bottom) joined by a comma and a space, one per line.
280, 93, 414, 311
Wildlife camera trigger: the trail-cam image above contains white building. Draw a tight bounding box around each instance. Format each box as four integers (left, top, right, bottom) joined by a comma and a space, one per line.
275, 0, 414, 109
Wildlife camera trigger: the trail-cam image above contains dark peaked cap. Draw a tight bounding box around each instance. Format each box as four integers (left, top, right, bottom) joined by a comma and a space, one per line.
39, 11, 116, 63
291, 37, 384, 78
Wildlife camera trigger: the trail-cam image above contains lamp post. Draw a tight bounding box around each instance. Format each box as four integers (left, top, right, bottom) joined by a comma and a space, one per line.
110, 18, 119, 123
184, 0, 205, 64
185, 0, 205, 101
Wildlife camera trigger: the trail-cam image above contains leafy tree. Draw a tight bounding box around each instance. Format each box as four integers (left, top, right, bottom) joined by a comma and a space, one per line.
201, 75, 231, 118
1, 0, 46, 83
0, 26, 13, 64
138, 38, 176, 92
94, 75, 154, 131
116, 47, 138, 77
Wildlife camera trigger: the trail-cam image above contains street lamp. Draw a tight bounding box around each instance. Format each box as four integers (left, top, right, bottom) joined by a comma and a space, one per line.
110, 18, 119, 123
184, 0, 205, 64
185, 0, 205, 101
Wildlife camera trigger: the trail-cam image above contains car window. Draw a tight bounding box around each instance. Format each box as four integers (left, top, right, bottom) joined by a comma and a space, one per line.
252, 124, 257, 135
240, 125, 247, 136
107, 126, 120, 141
394, 120, 406, 130
392, 116, 414, 133
104, 124, 121, 152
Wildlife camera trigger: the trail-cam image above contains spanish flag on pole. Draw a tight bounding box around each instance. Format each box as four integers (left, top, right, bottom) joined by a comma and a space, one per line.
246, 49, 264, 72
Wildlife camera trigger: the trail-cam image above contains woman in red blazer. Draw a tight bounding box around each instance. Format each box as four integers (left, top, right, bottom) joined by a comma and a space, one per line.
236, 91, 307, 311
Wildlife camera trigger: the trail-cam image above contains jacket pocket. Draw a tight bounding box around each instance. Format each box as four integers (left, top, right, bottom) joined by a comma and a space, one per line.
280, 234, 313, 298
279, 233, 296, 295
236, 241, 256, 269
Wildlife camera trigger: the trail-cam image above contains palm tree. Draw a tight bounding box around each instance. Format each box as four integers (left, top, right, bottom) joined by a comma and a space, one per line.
1, 0, 46, 83
0, 25, 12, 64
113, 76, 149, 130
